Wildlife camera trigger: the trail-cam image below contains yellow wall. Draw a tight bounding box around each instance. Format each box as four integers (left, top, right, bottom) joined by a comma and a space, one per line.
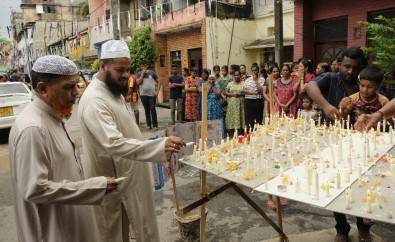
69, 34, 90, 60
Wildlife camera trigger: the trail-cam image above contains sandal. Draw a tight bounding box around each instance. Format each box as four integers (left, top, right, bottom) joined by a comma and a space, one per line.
280, 199, 288, 206
334, 234, 350, 242
267, 200, 277, 210
358, 233, 372, 242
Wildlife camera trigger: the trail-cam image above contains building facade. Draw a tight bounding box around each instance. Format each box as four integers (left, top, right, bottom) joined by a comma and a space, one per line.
294, 0, 395, 64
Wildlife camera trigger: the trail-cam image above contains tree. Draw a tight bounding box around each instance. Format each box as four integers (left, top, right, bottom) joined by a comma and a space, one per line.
358, 16, 395, 81
91, 59, 100, 70
77, 0, 89, 18
127, 26, 158, 71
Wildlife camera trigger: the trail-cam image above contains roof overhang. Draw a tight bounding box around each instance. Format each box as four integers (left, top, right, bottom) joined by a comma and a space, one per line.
243, 36, 294, 50
154, 22, 201, 35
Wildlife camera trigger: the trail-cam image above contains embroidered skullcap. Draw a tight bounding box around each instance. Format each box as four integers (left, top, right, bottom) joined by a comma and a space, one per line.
32, 55, 78, 75
100, 40, 130, 60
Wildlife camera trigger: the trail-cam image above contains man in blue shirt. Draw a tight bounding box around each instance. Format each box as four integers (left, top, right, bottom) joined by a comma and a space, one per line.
306, 47, 371, 242
167, 64, 185, 124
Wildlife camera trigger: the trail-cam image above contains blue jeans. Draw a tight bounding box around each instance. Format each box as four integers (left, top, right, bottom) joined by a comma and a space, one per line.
140, 96, 158, 128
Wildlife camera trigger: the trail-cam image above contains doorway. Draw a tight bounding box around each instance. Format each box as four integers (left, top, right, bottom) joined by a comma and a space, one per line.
188, 48, 202, 77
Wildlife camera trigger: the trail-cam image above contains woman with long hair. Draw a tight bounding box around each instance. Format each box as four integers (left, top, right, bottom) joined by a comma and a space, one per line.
225, 70, 245, 137
294, 58, 315, 110
274, 64, 298, 117
184, 67, 199, 121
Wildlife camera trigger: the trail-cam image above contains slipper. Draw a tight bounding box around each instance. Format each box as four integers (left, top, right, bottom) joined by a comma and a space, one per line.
280, 199, 288, 206
362, 218, 376, 226
267, 201, 277, 210
358, 233, 372, 242
334, 234, 350, 242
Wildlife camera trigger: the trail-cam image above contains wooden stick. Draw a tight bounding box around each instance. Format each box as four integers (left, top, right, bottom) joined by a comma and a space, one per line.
168, 152, 181, 215
200, 80, 208, 241
276, 196, 286, 242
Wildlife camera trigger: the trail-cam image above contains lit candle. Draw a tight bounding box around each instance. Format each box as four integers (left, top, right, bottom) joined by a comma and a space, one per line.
314, 171, 319, 199
336, 170, 341, 189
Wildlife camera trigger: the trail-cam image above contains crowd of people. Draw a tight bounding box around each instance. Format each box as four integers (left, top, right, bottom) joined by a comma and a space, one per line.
8, 42, 395, 242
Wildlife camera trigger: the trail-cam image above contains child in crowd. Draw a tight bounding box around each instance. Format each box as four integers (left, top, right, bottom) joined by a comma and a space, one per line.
339, 66, 389, 126
300, 94, 320, 123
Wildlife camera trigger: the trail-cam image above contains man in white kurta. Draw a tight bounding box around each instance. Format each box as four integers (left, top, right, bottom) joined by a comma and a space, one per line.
8, 55, 117, 242
78, 40, 185, 242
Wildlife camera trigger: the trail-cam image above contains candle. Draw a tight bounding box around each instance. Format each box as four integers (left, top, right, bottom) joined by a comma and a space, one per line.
320, 154, 325, 173
377, 121, 380, 131
331, 145, 336, 168
318, 115, 321, 127
314, 171, 319, 199
344, 171, 350, 183
349, 187, 354, 203
204, 140, 207, 150
366, 135, 371, 158
271, 138, 275, 160
199, 139, 203, 151
307, 135, 311, 155
362, 140, 367, 166
342, 119, 345, 129
264, 164, 269, 190
303, 120, 306, 133
345, 190, 351, 210
383, 119, 386, 132
279, 166, 284, 177
295, 178, 301, 193
366, 190, 372, 213
307, 167, 312, 195
358, 164, 362, 186
338, 138, 343, 163
390, 126, 393, 143
336, 170, 341, 189
292, 138, 296, 154
374, 131, 377, 150
325, 180, 330, 197
265, 117, 269, 126
230, 140, 234, 157
348, 156, 352, 174
390, 162, 395, 180
290, 155, 295, 171
221, 139, 224, 145
329, 132, 333, 146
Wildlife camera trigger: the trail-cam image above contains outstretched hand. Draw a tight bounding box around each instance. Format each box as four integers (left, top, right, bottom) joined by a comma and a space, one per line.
354, 113, 382, 132
323, 105, 341, 121
165, 136, 186, 153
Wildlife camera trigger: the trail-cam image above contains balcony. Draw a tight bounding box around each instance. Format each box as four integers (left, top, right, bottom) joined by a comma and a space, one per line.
153, 2, 205, 34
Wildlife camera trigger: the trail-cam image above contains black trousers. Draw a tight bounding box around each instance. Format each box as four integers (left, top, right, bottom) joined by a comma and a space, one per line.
334, 212, 371, 235
140, 96, 158, 128
245, 98, 263, 132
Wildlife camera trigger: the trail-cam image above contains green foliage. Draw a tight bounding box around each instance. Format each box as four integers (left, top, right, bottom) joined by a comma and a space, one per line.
358, 16, 395, 81
91, 59, 100, 70
127, 26, 158, 71
0, 38, 11, 45
77, 0, 89, 17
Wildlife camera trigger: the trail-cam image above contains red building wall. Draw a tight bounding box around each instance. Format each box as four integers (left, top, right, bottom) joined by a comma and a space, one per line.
294, 0, 395, 60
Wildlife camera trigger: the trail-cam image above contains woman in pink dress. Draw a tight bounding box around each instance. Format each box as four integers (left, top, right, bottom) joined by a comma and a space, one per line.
274, 64, 298, 117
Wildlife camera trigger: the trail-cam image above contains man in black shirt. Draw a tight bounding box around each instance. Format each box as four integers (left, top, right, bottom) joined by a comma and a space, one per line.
167, 64, 184, 125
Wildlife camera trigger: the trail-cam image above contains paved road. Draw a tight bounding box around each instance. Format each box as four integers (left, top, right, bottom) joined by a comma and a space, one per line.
1, 102, 395, 242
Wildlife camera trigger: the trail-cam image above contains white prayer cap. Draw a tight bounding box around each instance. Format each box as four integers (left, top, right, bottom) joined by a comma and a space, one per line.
32, 55, 78, 75
100, 40, 130, 60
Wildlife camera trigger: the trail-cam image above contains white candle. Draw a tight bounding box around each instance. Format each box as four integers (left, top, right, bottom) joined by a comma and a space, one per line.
390, 163, 395, 180
366, 191, 372, 213
366, 135, 371, 158
295, 178, 301, 193
377, 121, 381, 132
342, 119, 345, 129
362, 140, 367, 166
383, 120, 386, 132
349, 188, 354, 203
279, 166, 284, 177
221, 139, 224, 145
344, 171, 350, 183
338, 138, 343, 163
290, 155, 295, 171
345, 190, 351, 210
390, 126, 393, 143
314, 171, 319, 199
264, 164, 269, 190
347, 115, 350, 130
325, 180, 330, 197
374, 131, 377, 150
318, 115, 321, 127
347, 156, 352, 174
230, 140, 234, 157
307, 167, 312, 195
358, 164, 363, 186
303, 120, 306, 133
320, 154, 325, 173
199, 138, 203, 151
331, 145, 336, 168
329, 132, 333, 145
336, 170, 341, 189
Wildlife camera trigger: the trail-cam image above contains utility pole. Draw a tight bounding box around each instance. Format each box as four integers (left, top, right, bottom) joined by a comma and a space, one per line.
274, 0, 284, 67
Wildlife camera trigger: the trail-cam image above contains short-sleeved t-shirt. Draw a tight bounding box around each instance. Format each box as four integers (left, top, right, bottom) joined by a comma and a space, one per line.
244, 77, 265, 99
136, 70, 158, 96
313, 72, 359, 122
347, 92, 389, 124
167, 75, 184, 99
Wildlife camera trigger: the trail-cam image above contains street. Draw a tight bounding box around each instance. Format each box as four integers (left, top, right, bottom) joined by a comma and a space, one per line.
1, 103, 395, 241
